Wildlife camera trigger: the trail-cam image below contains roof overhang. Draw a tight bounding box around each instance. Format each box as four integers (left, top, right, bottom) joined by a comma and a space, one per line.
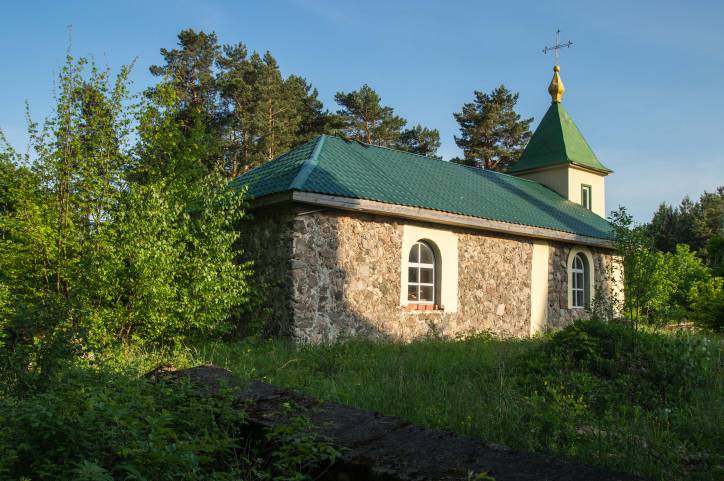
250, 191, 615, 249
510, 162, 612, 176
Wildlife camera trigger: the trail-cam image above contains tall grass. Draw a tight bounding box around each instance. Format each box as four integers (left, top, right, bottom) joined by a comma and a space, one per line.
200, 335, 536, 440
121, 323, 722, 481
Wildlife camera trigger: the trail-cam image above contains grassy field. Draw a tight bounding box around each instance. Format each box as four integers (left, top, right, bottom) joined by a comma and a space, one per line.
117, 320, 722, 481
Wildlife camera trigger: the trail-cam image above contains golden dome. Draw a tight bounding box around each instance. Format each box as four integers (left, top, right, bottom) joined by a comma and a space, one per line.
548, 65, 565, 103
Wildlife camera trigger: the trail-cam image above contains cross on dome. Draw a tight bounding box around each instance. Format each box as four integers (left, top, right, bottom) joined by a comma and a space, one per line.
542, 30, 573, 103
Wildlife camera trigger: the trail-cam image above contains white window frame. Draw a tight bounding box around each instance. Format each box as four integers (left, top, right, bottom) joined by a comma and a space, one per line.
400, 226, 458, 312
571, 253, 586, 308
567, 247, 594, 310
407, 241, 435, 305
581, 184, 592, 210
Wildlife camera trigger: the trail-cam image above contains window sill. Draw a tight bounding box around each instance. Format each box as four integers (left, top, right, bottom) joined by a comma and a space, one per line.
401, 304, 444, 312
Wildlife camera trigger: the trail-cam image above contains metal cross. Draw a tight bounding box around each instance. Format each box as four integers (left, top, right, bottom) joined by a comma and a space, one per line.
542, 29, 573, 64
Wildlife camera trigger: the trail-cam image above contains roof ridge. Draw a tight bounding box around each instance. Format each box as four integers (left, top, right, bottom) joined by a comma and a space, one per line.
346, 137, 437, 160
290, 135, 326, 190
556, 103, 573, 163
563, 106, 605, 167
334, 135, 556, 188
559, 105, 611, 173
454, 162, 551, 186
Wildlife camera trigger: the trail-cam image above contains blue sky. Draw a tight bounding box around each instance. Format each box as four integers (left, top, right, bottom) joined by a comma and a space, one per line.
2, 0, 723, 221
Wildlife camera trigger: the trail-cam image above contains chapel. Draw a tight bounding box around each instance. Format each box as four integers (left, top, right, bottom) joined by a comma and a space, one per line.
234, 66, 620, 342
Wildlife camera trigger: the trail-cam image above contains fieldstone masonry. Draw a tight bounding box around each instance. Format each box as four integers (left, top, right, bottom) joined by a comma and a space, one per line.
240, 205, 616, 342
237, 206, 296, 336
546, 243, 614, 329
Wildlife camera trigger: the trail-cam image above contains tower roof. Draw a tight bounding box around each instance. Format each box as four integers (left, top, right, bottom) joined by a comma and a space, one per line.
508, 66, 612, 175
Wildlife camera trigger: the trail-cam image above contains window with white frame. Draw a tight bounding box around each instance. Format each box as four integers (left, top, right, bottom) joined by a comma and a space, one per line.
407, 241, 435, 304
571, 253, 589, 308
581, 184, 592, 210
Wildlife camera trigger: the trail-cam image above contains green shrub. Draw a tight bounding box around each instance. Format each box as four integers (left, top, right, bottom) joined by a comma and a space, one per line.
0, 364, 339, 480
0, 54, 255, 366
707, 236, 724, 277
610, 208, 718, 328
80, 174, 252, 348
525, 319, 714, 410
689, 276, 724, 332
668, 244, 712, 315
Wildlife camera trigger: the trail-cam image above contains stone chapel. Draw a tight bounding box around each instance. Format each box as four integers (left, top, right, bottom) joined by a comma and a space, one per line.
234, 66, 621, 342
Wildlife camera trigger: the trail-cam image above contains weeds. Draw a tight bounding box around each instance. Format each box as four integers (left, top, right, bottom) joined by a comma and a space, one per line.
179, 323, 722, 481
0, 360, 339, 480
14, 323, 718, 480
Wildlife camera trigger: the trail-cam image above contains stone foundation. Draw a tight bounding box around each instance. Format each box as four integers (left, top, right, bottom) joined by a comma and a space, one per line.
240, 205, 616, 342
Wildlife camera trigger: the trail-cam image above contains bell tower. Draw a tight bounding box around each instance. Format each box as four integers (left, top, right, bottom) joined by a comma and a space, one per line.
509, 44, 612, 218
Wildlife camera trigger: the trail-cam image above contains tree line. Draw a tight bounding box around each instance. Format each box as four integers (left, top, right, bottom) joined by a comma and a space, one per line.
606, 190, 724, 333
645, 187, 724, 268
143, 29, 533, 177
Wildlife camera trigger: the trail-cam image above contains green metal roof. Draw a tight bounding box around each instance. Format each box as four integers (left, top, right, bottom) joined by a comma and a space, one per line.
233, 135, 613, 240
509, 102, 612, 174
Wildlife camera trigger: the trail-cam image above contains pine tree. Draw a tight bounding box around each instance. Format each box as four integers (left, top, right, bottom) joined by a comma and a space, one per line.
396, 124, 441, 157
675, 196, 711, 254
647, 203, 678, 252
217, 47, 329, 176
700, 187, 724, 239
452, 85, 532, 171
645, 187, 724, 261
148, 29, 223, 175
334, 84, 406, 146
216, 42, 257, 177
255, 52, 312, 163
149, 29, 220, 116
284, 75, 328, 146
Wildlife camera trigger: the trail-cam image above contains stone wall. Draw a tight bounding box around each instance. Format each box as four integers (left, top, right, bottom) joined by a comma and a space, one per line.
237, 206, 296, 336
290, 210, 534, 342
546, 242, 615, 329
242, 205, 616, 342
456, 229, 533, 336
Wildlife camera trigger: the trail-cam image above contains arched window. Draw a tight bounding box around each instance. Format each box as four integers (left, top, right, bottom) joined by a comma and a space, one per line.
407, 241, 436, 305
571, 253, 589, 308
